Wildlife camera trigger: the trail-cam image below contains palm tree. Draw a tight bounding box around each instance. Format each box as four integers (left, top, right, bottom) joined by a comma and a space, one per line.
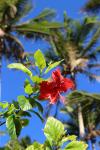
0, 0, 64, 61
46, 13, 100, 138
82, 0, 100, 14
61, 91, 100, 150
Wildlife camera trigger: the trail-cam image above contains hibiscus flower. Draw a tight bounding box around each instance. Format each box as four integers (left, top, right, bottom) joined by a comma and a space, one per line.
39, 68, 74, 104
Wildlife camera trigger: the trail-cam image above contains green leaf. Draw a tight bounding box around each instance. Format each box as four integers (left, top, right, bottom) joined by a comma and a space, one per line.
5, 140, 23, 150
8, 63, 32, 77
17, 110, 31, 117
34, 49, 46, 72
16, 23, 50, 34
33, 9, 55, 21
8, 104, 15, 115
14, 118, 22, 137
24, 83, 33, 95
31, 76, 43, 83
44, 141, 52, 150
30, 110, 44, 122
18, 96, 32, 111
24, 79, 30, 86
20, 119, 29, 127
0, 102, 9, 109
39, 21, 65, 29
6, 115, 22, 139
35, 101, 43, 113
26, 98, 43, 113
6, 115, 17, 139
65, 141, 88, 150
12, 101, 19, 109
61, 135, 77, 145
45, 60, 63, 74
44, 117, 65, 146
0, 110, 8, 117
85, 16, 98, 24
26, 142, 44, 150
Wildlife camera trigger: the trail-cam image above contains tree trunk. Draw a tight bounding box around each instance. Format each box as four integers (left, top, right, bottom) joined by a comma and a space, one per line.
65, 42, 85, 139
78, 103, 85, 139
0, 28, 5, 60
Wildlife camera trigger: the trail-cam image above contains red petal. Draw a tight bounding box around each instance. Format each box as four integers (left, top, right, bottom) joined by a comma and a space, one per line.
39, 81, 51, 100
49, 91, 59, 104
60, 78, 75, 92
64, 78, 75, 89
52, 68, 63, 82
39, 69, 74, 105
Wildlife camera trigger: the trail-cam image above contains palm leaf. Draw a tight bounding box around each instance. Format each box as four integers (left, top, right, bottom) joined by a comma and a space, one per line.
73, 17, 97, 43
3, 34, 24, 60
80, 69, 100, 82
66, 91, 100, 127
5, 33, 24, 50
83, 28, 100, 55
67, 90, 100, 105
82, 0, 100, 13
14, 22, 50, 34
0, 0, 32, 24
31, 9, 56, 21
14, 21, 65, 36
14, 0, 32, 22
87, 63, 100, 68
86, 46, 100, 60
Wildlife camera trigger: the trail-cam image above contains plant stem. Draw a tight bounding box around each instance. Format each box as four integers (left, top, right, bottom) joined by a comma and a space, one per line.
0, 121, 6, 126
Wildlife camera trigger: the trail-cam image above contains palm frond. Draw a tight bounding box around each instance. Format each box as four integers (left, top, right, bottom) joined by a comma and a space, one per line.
0, 1, 64, 61
64, 121, 79, 135
0, 0, 32, 24
30, 9, 56, 22
2, 34, 24, 61
62, 16, 98, 46
83, 28, 100, 54
86, 46, 100, 60
82, 0, 100, 14
66, 90, 100, 127
0, 0, 17, 19
80, 69, 100, 82
14, 21, 65, 39
87, 63, 100, 68
67, 90, 100, 105
5, 33, 24, 50
14, 0, 32, 22
14, 22, 50, 35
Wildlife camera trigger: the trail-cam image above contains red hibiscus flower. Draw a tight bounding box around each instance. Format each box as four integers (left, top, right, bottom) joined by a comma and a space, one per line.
39, 68, 74, 104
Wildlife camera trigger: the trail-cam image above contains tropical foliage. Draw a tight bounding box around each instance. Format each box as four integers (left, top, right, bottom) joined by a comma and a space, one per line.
0, 0, 64, 61
1, 1, 100, 150
26, 117, 87, 150
0, 117, 87, 150
47, 14, 100, 83
61, 91, 100, 139
0, 50, 68, 138
0, 50, 88, 149
82, 0, 100, 14
45, 13, 100, 145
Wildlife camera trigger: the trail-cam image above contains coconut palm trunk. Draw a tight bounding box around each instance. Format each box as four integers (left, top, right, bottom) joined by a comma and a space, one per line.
77, 103, 85, 138
65, 43, 85, 139
72, 79, 85, 139
48, 15, 100, 143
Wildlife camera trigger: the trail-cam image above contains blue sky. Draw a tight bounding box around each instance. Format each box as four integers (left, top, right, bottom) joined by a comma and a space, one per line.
1, 0, 100, 149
